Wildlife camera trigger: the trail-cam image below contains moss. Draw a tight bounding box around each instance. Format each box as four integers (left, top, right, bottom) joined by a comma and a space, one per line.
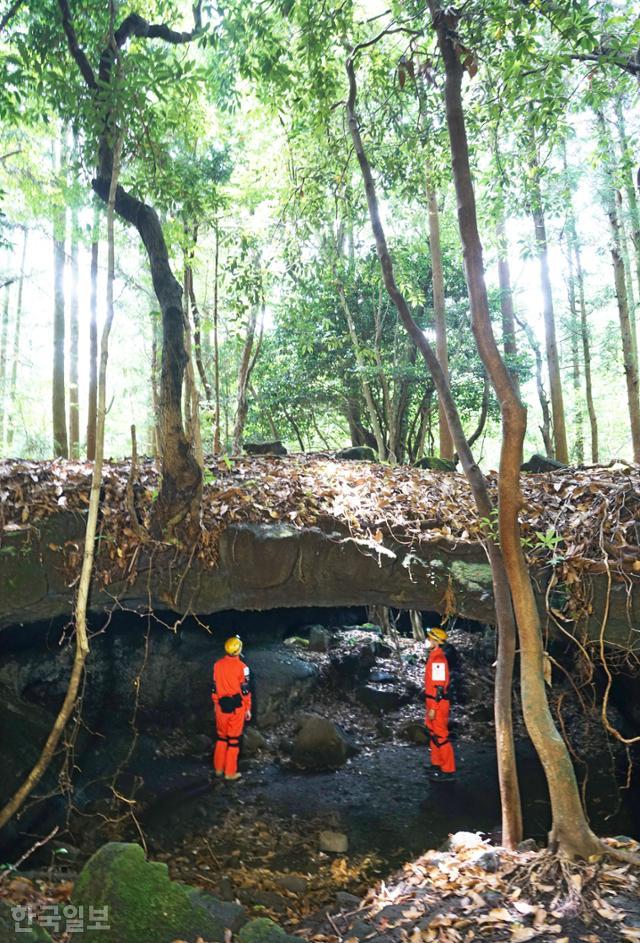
72, 843, 224, 943
239, 917, 299, 943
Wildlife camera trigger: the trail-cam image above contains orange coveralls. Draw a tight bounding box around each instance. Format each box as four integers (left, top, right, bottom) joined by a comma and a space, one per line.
425, 644, 456, 774
212, 655, 252, 777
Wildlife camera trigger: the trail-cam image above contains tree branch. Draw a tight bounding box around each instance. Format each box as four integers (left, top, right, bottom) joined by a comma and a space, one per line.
0, 0, 25, 34
57, 0, 97, 88
571, 51, 640, 77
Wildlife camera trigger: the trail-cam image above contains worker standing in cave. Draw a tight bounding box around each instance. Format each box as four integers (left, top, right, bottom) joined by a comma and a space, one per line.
211, 636, 252, 781
425, 626, 456, 781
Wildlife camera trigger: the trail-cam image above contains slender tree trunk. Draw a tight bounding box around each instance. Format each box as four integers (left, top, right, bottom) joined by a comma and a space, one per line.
615, 97, 640, 357
0, 281, 9, 451
182, 265, 204, 469
430, 5, 601, 857
212, 219, 221, 454
86, 206, 99, 461
0, 135, 122, 834
597, 110, 640, 462
69, 200, 80, 459
575, 245, 598, 462
6, 226, 28, 451
338, 281, 387, 459
563, 147, 598, 463
514, 314, 553, 458
427, 183, 454, 460
52, 141, 68, 458
150, 314, 161, 457
529, 157, 569, 463
232, 304, 260, 454
346, 50, 523, 850
495, 214, 519, 391
566, 248, 584, 463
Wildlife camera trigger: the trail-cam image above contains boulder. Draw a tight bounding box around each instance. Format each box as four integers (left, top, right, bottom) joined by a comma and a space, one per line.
291, 715, 358, 769
356, 684, 408, 714
239, 917, 299, 943
0, 901, 52, 942
335, 446, 376, 461
187, 890, 248, 933
414, 456, 456, 472
71, 842, 226, 943
328, 643, 376, 688
334, 891, 361, 910
244, 441, 287, 455
242, 726, 269, 756
521, 453, 566, 473
319, 830, 349, 853
308, 626, 333, 653
249, 646, 319, 727
275, 874, 309, 895
399, 720, 429, 745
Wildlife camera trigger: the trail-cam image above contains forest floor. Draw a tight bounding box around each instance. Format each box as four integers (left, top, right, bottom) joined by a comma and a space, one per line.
1, 628, 638, 942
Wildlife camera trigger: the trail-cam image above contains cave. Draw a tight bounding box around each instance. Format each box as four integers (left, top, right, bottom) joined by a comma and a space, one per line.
1, 603, 638, 876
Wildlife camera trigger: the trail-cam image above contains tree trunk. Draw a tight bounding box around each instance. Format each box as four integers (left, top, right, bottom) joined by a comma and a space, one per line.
514, 313, 553, 458
232, 304, 260, 454
430, 5, 601, 857
615, 97, 639, 358
150, 314, 161, 457
69, 200, 80, 459
563, 148, 598, 463
212, 219, 221, 454
52, 143, 68, 459
495, 214, 519, 391
0, 280, 9, 450
529, 158, 569, 463
338, 281, 386, 459
182, 265, 204, 469
597, 110, 640, 462
6, 226, 28, 451
427, 183, 454, 460
0, 135, 122, 834
566, 255, 584, 464
86, 205, 99, 461
346, 49, 523, 851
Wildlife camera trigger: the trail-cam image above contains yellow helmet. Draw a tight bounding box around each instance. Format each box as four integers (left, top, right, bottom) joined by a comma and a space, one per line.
224, 635, 243, 656
427, 627, 447, 644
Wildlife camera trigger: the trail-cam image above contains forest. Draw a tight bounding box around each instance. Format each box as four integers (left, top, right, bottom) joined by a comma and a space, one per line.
0, 0, 640, 942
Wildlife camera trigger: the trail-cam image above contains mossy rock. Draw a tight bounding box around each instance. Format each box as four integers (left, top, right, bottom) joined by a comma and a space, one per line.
0, 900, 52, 941
238, 916, 299, 943
414, 456, 456, 472
71, 842, 225, 943
336, 446, 376, 461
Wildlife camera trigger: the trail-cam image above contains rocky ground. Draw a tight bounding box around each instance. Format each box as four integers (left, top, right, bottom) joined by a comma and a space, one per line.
0, 621, 638, 943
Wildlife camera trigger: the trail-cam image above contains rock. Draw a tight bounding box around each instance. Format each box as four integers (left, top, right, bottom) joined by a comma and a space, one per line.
283, 636, 310, 648
308, 626, 333, 653
414, 456, 456, 472
472, 850, 501, 873
334, 891, 361, 910
242, 727, 268, 756
375, 719, 392, 739
275, 874, 309, 895
328, 643, 376, 688
71, 842, 225, 943
356, 684, 407, 714
188, 890, 248, 933
343, 918, 373, 940
239, 917, 299, 943
239, 889, 287, 913
244, 441, 287, 455
399, 720, 429, 745
291, 715, 358, 770
516, 838, 538, 853
319, 830, 349, 853
249, 646, 319, 728
369, 669, 397, 684
336, 446, 376, 461
521, 453, 566, 472
0, 901, 52, 941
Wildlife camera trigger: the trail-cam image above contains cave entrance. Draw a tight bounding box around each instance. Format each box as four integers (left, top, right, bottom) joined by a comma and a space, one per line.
0, 605, 638, 902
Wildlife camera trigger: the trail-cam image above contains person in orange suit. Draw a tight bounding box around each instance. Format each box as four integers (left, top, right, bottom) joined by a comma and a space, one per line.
425, 626, 456, 781
212, 635, 252, 781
